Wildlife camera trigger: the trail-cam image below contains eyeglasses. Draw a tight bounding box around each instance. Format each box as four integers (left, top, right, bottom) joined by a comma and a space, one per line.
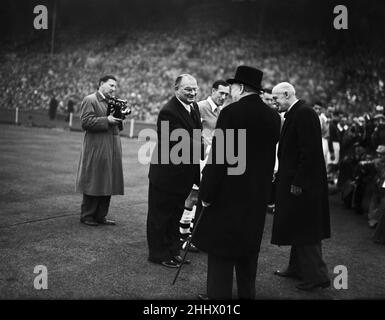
182, 87, 199, 93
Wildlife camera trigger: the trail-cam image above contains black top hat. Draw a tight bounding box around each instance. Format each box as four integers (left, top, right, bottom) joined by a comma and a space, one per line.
227, 66, 263, 91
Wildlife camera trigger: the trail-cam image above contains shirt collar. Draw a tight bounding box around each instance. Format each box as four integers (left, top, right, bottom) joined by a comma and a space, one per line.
207, 96, 220, 112
176, 96, 191, 113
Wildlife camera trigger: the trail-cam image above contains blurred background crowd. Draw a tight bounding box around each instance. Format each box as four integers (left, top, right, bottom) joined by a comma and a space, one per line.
313, 102, 385, 241
1, 0, 384, 122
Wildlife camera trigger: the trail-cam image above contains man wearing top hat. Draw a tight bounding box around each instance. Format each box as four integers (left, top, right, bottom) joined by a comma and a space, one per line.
193, 66, 281, 299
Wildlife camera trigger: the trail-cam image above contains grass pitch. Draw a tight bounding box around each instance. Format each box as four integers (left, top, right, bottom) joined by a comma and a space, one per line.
0, 124, 385, 299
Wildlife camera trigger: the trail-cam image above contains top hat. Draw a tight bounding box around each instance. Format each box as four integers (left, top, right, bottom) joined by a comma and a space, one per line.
227, 66, 263, 91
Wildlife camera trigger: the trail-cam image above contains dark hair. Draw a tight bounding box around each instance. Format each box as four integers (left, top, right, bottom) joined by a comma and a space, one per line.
314, 101, 323, 107
212, 80, 229, 90
262, 88, 272, 94
232, 82, 258, 93
98, 75, 117, 88
243, 83, 258, 93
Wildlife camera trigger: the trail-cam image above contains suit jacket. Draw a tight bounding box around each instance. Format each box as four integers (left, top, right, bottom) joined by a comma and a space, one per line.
271, 100, 331, 245
148, 96, 202, 196
76, 92, 124, 196
193, 94, 281, 257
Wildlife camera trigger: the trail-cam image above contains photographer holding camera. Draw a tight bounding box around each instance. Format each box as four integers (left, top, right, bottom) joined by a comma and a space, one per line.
75, 75, 124, 226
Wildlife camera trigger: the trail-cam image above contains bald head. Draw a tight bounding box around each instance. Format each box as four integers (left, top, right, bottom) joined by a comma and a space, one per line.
272, 82, 297, 112
175, 74, 196, 90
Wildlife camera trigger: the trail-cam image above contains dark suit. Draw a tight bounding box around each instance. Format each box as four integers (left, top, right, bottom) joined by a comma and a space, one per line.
147, 96, 202, 262
271, 100, 331, 284
194, 94, 281, 299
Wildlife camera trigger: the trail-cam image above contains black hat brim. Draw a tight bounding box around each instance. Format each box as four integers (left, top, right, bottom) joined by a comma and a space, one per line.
226, 78, 262, 91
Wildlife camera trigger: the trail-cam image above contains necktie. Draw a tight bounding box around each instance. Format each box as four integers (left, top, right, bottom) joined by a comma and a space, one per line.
190, 105, 198, 123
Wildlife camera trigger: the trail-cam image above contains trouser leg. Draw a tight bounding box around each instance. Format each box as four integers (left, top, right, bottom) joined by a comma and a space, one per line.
295, 243, 329, 284
81, 194, 99, 221
95, 195, 111, 222
207, 253, 234, 300
235, 254, 258, 299
147, 183, 186, 261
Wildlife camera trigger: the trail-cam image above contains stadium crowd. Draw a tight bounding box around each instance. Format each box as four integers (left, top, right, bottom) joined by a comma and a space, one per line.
314, 102, 385, 243
1, 23, 384, 122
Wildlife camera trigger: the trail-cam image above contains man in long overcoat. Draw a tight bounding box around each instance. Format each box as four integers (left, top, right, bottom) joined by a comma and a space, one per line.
193, 66, 281, 299
76, 75, 124, 226
271, 82, 331, 291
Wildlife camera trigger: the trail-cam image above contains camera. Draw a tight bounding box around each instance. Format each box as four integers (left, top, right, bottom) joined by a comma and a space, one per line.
105, 96, 131, 130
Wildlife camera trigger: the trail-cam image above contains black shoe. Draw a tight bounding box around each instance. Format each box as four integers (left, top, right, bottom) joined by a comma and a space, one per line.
97, 218, 116, 225
273, 269, 301, 280
197, 294, 210, 300
148, 258, 180, 269
172, 255, 191, 265
80, 219, 98, 226
296, 280, 331, 291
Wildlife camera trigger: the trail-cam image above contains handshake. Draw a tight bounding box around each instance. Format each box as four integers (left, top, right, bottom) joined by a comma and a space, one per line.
184, 185, 211, 210
184, 185, 199, 211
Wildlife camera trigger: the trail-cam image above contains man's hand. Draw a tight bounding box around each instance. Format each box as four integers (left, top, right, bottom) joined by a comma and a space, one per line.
290, 184, 302, 196
107, 115, 122, 125
202, 201, 211, 207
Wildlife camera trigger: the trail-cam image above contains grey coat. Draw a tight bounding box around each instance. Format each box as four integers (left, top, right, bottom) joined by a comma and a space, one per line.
75, 92, 124, 196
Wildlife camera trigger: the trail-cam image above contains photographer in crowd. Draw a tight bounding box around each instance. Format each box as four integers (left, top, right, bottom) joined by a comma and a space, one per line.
367, 145, 385, 229
75, 75, 124, 226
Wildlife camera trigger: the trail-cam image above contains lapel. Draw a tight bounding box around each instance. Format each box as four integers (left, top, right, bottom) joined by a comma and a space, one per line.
173, 97, 200, 129
280, 100, 302, 139
278, 100, 303, 158
95, 91, 108, 115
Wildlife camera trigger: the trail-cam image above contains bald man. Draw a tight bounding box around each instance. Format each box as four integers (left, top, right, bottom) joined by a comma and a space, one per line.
147, 74, 203, 268
271, 82, 331, 291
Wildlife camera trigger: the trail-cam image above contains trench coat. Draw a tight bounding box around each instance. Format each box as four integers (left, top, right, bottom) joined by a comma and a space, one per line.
75, 92, 124, 196
193, 94, 281, 257
271, 100, 330, 245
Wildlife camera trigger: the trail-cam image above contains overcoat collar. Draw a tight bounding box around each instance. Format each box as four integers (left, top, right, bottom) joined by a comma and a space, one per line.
279, 100, 304, 144
96, 91, 106, 102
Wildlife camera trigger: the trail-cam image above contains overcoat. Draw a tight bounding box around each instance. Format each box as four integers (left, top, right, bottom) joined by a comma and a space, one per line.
194, 94, 281, 257
271, 100, 331, 245
76, 92, 124, 196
